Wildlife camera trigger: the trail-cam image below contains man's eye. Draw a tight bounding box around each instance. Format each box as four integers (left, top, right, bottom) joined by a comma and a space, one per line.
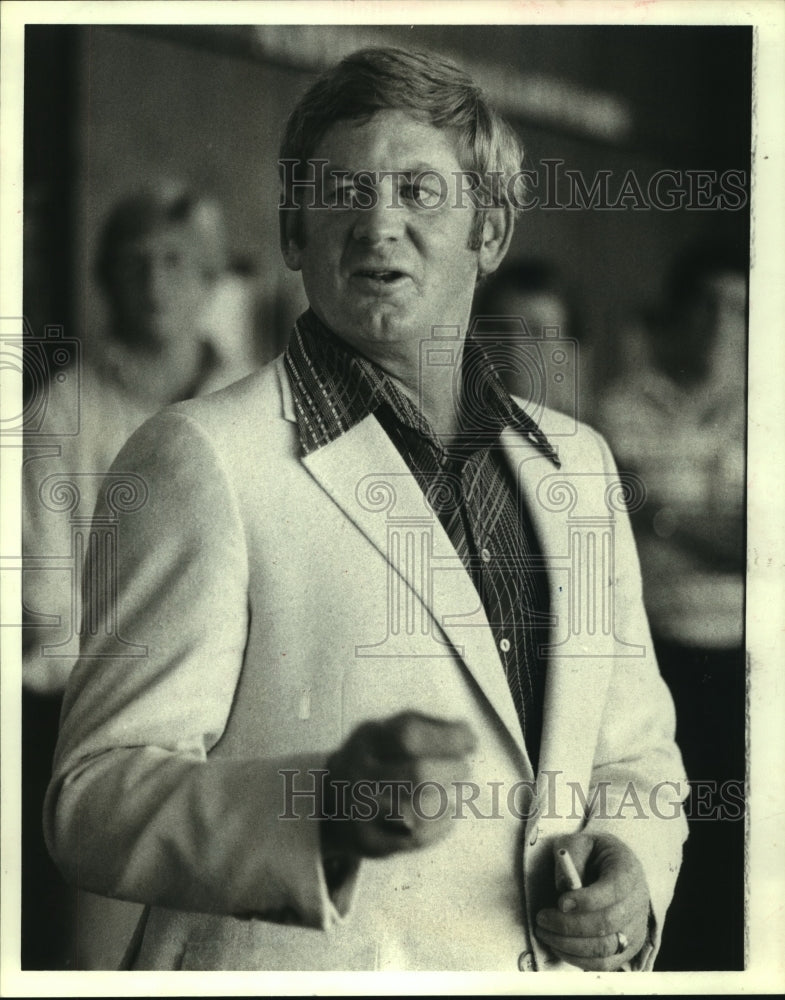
401, 183, 441, 208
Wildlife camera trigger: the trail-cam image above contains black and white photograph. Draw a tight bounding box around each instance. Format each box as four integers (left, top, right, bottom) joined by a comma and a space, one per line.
1, 0, 783, 994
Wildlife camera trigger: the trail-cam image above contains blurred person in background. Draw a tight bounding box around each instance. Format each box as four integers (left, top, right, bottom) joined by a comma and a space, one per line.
595, 244, 747, 970
22, 181, 259, 969
24, 180, 259, 693
471, 260, 594, 428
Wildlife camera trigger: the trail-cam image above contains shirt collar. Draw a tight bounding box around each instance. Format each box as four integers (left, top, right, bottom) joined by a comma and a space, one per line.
284, 308, 560, 467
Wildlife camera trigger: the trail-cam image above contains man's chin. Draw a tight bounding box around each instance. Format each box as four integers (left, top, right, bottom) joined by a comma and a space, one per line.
344, 314, 419, 350
321, 301, 417, 346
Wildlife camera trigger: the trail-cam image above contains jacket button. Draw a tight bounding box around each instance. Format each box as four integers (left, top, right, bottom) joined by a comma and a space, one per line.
529, 824, 539, 846
518, 950, 535, 972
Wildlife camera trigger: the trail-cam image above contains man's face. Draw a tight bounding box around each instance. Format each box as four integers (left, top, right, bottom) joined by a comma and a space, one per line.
290, 110, 483, 357
109, 223, 210, 345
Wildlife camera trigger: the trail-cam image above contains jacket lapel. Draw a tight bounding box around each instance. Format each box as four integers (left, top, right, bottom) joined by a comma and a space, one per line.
282, 364, 528, 765
500, 428, 613, 786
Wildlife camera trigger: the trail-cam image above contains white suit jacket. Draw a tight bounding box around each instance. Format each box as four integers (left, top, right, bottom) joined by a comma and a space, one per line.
45, 356, 688, 972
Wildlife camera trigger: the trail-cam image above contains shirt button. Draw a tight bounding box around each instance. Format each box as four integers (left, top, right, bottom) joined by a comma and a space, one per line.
518, 950, 535, 972
481, 547, 491, 563
499, 637, 511, 653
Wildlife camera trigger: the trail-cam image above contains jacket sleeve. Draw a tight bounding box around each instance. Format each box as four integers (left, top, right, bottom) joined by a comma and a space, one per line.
44, 409, 355, 929
581, 426, 689, 970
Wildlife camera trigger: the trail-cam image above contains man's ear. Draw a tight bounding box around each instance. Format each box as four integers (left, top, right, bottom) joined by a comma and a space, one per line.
477, 206, 515, 279
279, 208, 303, 271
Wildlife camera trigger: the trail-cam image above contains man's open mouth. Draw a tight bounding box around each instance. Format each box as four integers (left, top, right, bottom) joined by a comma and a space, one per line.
354, 269, 408, 283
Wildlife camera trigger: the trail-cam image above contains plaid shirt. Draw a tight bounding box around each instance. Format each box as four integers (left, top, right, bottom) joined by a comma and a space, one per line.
284, 309, 560, 767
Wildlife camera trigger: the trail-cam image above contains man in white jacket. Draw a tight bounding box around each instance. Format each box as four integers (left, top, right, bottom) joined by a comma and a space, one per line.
45, 46, 687, 972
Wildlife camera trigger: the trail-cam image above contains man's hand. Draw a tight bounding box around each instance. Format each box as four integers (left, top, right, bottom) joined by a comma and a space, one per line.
534, 832, 650, 971
322, 711, 477, 859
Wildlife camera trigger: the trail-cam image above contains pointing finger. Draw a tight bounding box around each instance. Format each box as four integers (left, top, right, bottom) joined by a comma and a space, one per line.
378, 712, 477, 759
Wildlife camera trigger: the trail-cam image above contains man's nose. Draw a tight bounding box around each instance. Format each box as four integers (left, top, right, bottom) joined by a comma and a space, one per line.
350, 175, 404, 244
